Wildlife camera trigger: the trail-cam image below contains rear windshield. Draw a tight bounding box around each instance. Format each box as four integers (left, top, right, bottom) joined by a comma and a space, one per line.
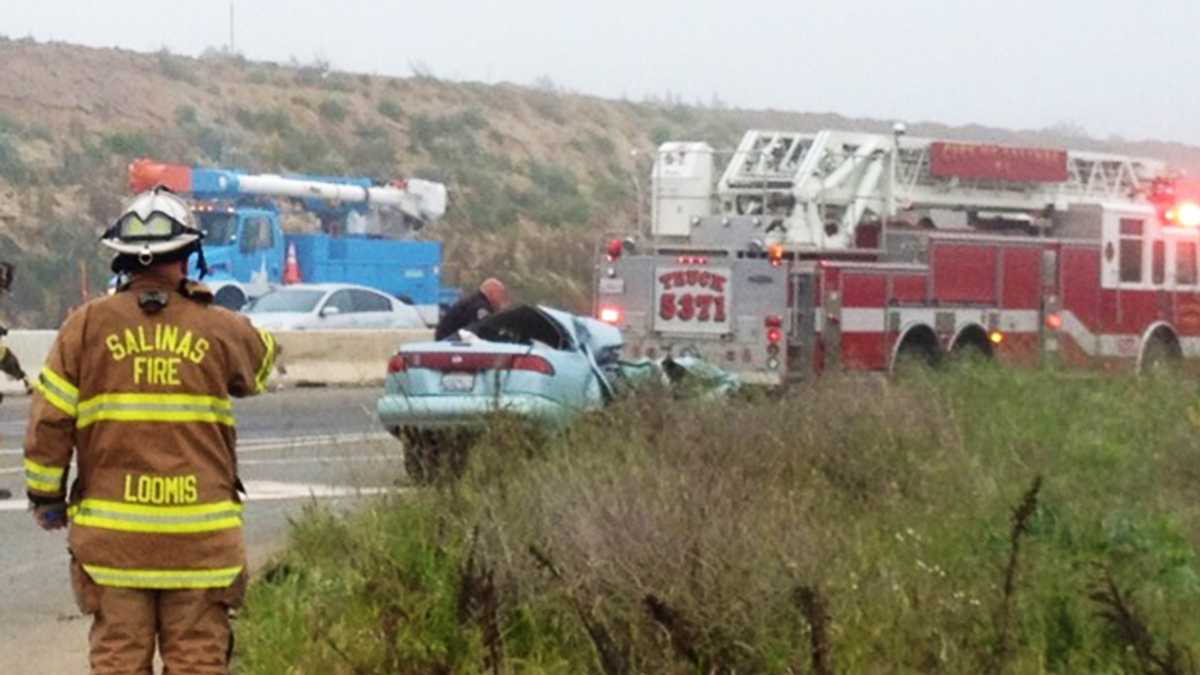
246, 290, 325, 313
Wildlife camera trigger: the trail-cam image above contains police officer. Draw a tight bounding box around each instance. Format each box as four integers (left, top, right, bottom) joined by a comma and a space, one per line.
25, 187, 277, 674
0, 261, 31, 400
435, 277, 510, 340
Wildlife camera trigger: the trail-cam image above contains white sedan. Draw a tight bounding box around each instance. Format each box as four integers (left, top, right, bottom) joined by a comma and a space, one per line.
244, 283, 427, 330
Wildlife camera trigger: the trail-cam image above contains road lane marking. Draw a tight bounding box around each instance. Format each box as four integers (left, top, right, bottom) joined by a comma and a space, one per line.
238, 480, 396, 500
0, 453, 400, 476
0, 479, 397, 511
0, 432, 393, 457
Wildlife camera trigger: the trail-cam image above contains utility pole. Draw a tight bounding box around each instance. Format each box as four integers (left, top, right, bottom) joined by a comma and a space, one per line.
629, 149, 643, 237
229, 2, 235, 53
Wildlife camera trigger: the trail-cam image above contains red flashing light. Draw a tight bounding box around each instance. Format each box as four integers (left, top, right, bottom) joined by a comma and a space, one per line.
598, 306, 623, 324
676, 255, 710, 265
1045, 313, 1062, 331
1166, 200, 1200, 227
767, 327, 784, 344
606, 238, 624, 260
767, 243, 784, 267
387, 353, 407, 374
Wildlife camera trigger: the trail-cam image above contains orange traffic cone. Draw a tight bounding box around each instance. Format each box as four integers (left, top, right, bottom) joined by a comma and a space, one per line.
283, 242, 302, 285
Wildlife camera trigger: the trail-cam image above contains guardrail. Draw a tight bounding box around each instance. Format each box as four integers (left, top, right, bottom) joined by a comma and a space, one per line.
0, 329, 433, 394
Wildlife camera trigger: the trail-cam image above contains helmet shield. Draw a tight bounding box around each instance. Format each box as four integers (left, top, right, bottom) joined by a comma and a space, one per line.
101, 187, 203, 257
116, 211, 186, 241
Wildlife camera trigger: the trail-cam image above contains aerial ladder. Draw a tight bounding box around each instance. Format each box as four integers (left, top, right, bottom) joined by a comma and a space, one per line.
656, 128, 1170, 250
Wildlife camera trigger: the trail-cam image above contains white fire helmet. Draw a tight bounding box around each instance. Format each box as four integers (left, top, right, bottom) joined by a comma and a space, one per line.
101, 186, 203, 264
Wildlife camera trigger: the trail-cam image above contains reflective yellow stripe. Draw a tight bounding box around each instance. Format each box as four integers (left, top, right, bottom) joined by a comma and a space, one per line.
24, 458, 65, 494
255, 329, 277, 393
36, 367, 79, 417
82, 564, 243, 590
68, 498, 244, 534
76, 392, 235, 429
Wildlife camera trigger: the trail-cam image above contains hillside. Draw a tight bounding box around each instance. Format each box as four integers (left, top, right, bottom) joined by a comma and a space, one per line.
3, 37, 1200, 327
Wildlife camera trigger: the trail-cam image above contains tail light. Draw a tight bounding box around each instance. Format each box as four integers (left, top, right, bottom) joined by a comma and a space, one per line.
606, 238, 624, 261
599, 306, 622, 324
510, 355, 555, 375
765, 314, 784, 344
392, 352, 556, 375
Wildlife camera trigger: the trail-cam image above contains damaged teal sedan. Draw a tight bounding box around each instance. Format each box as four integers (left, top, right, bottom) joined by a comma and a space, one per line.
377, 305, 622, 481
377, 304, 739, 482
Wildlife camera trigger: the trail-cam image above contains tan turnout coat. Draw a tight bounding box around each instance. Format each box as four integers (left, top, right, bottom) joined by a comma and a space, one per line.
24, 273, 276, 589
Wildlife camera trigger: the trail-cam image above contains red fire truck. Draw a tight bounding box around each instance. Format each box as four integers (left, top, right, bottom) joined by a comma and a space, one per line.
595, 126, 1200, 384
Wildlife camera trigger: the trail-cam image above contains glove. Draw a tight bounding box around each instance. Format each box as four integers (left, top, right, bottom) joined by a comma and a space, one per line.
32, 501, 68, 531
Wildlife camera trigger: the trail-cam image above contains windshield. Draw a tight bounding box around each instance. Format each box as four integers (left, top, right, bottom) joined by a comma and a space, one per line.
197, 212, 237, 246
245, 289, 325, 313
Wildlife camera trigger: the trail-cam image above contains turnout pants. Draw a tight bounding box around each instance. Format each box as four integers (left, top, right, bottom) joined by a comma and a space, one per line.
72, 561, 244, 675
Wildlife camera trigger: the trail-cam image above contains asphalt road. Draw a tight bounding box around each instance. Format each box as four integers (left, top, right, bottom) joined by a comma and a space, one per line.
0, 387, 405, 673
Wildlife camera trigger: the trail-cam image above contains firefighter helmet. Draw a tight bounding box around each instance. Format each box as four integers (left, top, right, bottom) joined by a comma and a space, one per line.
101, 187, 202, 263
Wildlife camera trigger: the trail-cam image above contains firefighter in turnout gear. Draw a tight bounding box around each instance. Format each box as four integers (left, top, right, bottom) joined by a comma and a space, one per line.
434, 277, 510, 340
0, 261, 32, 400
24, 187, 277, 674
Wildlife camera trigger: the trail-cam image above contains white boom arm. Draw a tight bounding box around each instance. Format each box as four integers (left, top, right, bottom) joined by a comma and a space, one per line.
235, 174, 448, 225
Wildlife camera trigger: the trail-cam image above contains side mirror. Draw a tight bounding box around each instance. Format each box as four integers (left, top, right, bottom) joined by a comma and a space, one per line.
320, 306, 341, 318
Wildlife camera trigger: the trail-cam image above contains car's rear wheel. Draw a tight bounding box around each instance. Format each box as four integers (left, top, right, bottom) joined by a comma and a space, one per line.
402, 429, 473, 485
214, 285, 248, 311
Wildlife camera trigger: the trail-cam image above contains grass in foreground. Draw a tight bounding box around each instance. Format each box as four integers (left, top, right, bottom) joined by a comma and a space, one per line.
236, 365, 1200, 674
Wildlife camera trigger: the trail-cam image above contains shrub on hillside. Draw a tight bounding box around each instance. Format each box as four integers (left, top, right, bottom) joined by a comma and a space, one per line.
516, 161, 591, 226
318, 98, 348, 124
0, 132, 27, 183
174, 104, 198, 126
156, 48, 198, 84
408, 109, 487, 156
233, 107, 293, 135
376, 98, 404, 122
103, 131, 153, 157
348, 125, 396, 178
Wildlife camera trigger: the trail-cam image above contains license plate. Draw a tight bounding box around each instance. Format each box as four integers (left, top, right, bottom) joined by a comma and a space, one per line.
599, 277, 625, 294
441, 372, 475, 392
653, 266, 732, 334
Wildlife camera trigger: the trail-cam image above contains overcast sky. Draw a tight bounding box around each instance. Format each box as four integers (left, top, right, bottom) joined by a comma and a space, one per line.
6, 1, 1199, 144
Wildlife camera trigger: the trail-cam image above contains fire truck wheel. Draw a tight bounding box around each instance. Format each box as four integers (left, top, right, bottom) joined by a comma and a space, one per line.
893, 328, 940, 375
894, 341, 938, 374
1140, 335, 1180, 375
